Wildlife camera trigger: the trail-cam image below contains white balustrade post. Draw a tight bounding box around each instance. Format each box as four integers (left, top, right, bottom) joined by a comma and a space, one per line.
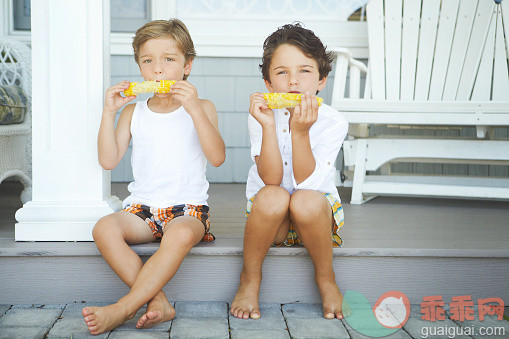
15, 0, 122, 241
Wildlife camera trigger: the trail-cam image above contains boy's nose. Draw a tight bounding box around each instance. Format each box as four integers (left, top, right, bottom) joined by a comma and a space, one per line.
154, 61, 163, 73
289, 74, 299, 86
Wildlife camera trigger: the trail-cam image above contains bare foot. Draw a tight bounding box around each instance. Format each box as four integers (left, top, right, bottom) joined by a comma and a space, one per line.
136, 291, 175, 329
82, 303, 133, 335
316, 275, 348, 319
230, 271, 261, 319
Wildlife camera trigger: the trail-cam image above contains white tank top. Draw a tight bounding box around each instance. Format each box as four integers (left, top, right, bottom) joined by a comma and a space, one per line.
123, 99, 209, 208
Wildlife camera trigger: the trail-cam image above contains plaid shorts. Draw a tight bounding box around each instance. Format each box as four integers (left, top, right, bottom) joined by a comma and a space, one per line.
124, 204, 215, 242
246, 192, 344, 247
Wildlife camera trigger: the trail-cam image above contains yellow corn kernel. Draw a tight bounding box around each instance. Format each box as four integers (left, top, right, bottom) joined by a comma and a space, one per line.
262, 93, 324, 109
123, 80, 176, 96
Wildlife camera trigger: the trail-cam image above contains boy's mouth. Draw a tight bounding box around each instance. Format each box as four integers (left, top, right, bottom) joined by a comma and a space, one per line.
289, 91, 301, 94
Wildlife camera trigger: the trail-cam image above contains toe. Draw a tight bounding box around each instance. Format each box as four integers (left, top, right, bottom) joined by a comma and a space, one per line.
335, 311, 344, 319
250, 309, 260, 319
82, 307, 93, 317
324, 309, 335, 319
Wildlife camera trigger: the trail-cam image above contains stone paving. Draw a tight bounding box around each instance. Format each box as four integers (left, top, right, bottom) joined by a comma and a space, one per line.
0, 302, 508, 338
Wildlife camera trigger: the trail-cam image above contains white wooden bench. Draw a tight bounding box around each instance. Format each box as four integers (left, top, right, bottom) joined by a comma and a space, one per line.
332, 0, 509, 204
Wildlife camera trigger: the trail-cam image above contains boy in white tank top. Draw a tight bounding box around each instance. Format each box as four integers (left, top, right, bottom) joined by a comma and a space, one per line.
82, 19, 225, 335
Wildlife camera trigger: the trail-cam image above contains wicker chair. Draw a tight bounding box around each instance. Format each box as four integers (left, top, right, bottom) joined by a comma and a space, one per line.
0, 38, 32, 203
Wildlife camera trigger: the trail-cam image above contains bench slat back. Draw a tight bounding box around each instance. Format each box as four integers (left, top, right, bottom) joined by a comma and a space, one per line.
366, 0, 507, 101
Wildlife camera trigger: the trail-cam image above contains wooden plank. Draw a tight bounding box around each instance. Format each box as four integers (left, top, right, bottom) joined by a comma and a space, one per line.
471, 7, 496, 101
456, 1, 495, 100
428, 0, 460, 100
493, 5, 509, 101
503, 0, 509, 64
414, 0, 441, 100
400, 0, 421, 100
384, 0, 403, 100
442, 0, 477, 100
366, 0, 386, 99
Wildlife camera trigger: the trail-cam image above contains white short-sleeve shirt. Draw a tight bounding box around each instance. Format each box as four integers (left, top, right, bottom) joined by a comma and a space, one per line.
246, 103, 348, 201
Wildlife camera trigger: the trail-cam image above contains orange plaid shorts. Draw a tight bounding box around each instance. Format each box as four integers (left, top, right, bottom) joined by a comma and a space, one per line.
123, 204, 215, 242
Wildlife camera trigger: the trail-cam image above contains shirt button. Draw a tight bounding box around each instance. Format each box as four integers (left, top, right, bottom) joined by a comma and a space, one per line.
283, 129, 287, 133
284, 162, 288, 166
327, 162, 331, 165
285, 112, 289, 115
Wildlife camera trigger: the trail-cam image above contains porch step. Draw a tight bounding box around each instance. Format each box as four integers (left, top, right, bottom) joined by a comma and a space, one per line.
1, 238, 508, 305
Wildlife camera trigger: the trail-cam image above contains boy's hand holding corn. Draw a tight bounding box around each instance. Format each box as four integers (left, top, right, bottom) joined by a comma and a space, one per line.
170, 80, 202, 114
250, 92, 275, 129
290, 92, 319, 135
104, 80, 136, 116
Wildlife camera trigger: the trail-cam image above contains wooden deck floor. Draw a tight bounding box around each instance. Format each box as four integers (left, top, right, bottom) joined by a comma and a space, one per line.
1, 181, 509, 255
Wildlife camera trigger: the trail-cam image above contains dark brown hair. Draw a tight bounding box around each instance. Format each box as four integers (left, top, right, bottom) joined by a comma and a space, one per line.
132, 19, 196, 80
260, 22, 334, 82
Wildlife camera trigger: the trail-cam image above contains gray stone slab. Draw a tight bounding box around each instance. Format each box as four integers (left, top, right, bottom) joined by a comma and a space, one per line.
174, 301, 227, 318
0, 326, 48, 339
282, 303, 323, 318
341, 319, 412, 339
286, 317, 350, 339
170, 317, 229, 339
0, 305, 10, 317
115, 306, 172, 332
47, 317, 109, 339
109, 331, 170, 338
0, 308, 62, 328
231, 329, 290, 339
229, 303, 286, 331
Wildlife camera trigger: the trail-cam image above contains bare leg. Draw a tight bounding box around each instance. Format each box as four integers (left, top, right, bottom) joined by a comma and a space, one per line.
83, 216, 204, 335
82, 212, 174, 332
290, 190, 345, 319
231, 185, 291, 319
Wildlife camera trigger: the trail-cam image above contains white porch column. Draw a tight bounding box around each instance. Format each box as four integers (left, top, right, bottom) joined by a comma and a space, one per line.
15, 0, 122, 241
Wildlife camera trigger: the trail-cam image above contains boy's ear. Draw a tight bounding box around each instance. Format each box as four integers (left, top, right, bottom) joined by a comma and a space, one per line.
317, 76, 328, 93
184, 59, 193, 76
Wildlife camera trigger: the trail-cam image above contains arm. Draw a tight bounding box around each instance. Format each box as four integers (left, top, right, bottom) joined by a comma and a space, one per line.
249, 93, 283, 185
97, 81, 136, 170
291, 93, 318, 184
171, 81, 225, 167
292, 94, 348, 189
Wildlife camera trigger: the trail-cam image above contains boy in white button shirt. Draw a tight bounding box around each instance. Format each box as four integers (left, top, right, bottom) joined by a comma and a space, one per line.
231, 23, 349, 320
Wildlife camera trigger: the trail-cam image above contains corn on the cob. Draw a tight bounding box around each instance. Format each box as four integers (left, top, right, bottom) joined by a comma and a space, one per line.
262, 93, 323, 109
124, 80, 176, 96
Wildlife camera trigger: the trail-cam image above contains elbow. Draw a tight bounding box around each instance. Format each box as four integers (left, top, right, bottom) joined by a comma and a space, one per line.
209, 152, 226, 167
98, 158, 117, 170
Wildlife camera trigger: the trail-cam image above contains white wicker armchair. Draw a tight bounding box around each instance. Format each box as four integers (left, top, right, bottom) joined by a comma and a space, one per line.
0, 38, 32, 203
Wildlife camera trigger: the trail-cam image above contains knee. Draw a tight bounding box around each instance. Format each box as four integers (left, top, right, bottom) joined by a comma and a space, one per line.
290, 190, 328, 225
163, 224, 200, 249
92, 216, 110, 241
252, 185, 290, 217
92, 214, 122, 242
